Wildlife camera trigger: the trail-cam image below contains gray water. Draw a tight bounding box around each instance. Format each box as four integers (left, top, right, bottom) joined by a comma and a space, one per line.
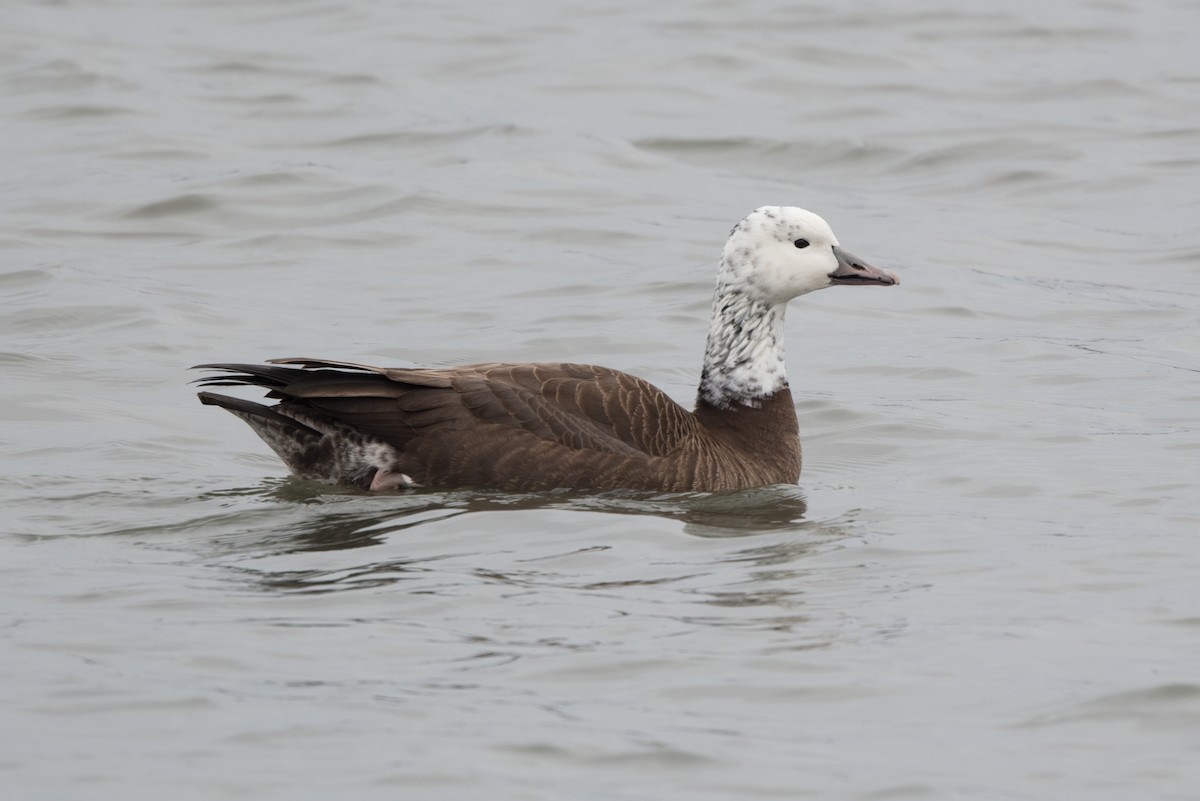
3, 0, 1199, 798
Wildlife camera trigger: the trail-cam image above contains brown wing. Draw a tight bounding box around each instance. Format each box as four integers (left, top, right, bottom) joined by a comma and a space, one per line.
250, 358, 698, 459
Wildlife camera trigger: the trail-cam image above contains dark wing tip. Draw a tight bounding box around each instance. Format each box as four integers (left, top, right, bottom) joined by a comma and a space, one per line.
196, 390, 257, 409
266, 357, 378, 371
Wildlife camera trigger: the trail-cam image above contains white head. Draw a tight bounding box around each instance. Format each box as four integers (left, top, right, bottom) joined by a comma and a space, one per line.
698, 207, 899, 409
719, 206, 898, 303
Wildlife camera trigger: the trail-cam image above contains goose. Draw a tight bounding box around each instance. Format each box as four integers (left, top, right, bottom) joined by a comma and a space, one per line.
195, 206, 898, 492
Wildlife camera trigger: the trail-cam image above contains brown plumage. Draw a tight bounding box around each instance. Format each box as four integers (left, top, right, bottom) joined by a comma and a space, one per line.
197, 360, 800, 492
195, 206, 898, 492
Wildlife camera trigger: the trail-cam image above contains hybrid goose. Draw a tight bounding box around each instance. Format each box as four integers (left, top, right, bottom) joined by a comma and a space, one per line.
196, 206, 898, 492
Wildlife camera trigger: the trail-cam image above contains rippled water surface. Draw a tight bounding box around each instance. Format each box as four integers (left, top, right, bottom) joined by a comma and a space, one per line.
3, 1, 1199, 798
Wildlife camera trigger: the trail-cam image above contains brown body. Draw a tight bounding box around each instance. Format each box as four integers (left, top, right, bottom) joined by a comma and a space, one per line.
197, 359, 801, 492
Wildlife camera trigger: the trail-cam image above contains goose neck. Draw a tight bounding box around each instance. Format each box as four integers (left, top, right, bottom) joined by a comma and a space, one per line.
697, 283, 788, 409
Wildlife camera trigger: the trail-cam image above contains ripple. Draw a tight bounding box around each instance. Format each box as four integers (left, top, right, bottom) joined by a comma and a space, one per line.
121, 194, 221, 219
1017, 684, 1200, 730
0, 268, 52, 291
633, 135, 906, 172
27, 104, 136, 119
0, 304, 152, 335
316, 123, 531, 150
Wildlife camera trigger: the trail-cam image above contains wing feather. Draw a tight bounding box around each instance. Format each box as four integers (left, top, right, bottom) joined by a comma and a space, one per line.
196, 360, 697, 460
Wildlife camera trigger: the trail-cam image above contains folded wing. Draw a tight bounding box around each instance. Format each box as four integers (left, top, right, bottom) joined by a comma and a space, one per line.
196, 359, 697, 461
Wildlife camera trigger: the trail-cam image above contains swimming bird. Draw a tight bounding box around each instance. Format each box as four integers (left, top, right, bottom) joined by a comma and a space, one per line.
195, 206, 898, 492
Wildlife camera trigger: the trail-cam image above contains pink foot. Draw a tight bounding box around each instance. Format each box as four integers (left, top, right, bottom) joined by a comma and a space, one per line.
370, 468, 416, 491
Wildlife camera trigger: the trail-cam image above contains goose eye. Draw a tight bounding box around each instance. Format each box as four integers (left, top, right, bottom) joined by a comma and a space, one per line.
793, 238, 810, 249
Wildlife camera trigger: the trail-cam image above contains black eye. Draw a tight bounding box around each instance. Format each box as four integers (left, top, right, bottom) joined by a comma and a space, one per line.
793, 238, 810, 249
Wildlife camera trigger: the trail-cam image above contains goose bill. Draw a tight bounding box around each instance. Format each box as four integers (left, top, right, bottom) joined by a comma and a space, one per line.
829, 246, 899, 286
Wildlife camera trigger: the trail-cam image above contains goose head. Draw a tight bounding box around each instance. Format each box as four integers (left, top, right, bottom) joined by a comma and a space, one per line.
720, 206, 899, 304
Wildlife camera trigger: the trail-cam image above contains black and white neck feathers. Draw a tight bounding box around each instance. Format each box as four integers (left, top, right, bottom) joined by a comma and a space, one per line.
697, 283, 788, 409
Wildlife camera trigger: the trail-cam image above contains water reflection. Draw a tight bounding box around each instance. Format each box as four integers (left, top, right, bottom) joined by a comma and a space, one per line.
228, 556, 433, 594
253, 478, 813, 547
202, 478, 847, 597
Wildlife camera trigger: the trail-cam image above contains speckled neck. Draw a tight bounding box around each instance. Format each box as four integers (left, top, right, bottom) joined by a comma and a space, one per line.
697, 281, 788, 410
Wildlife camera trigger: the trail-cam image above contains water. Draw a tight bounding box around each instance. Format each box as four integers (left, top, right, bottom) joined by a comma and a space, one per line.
3, 0, 1199, 798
